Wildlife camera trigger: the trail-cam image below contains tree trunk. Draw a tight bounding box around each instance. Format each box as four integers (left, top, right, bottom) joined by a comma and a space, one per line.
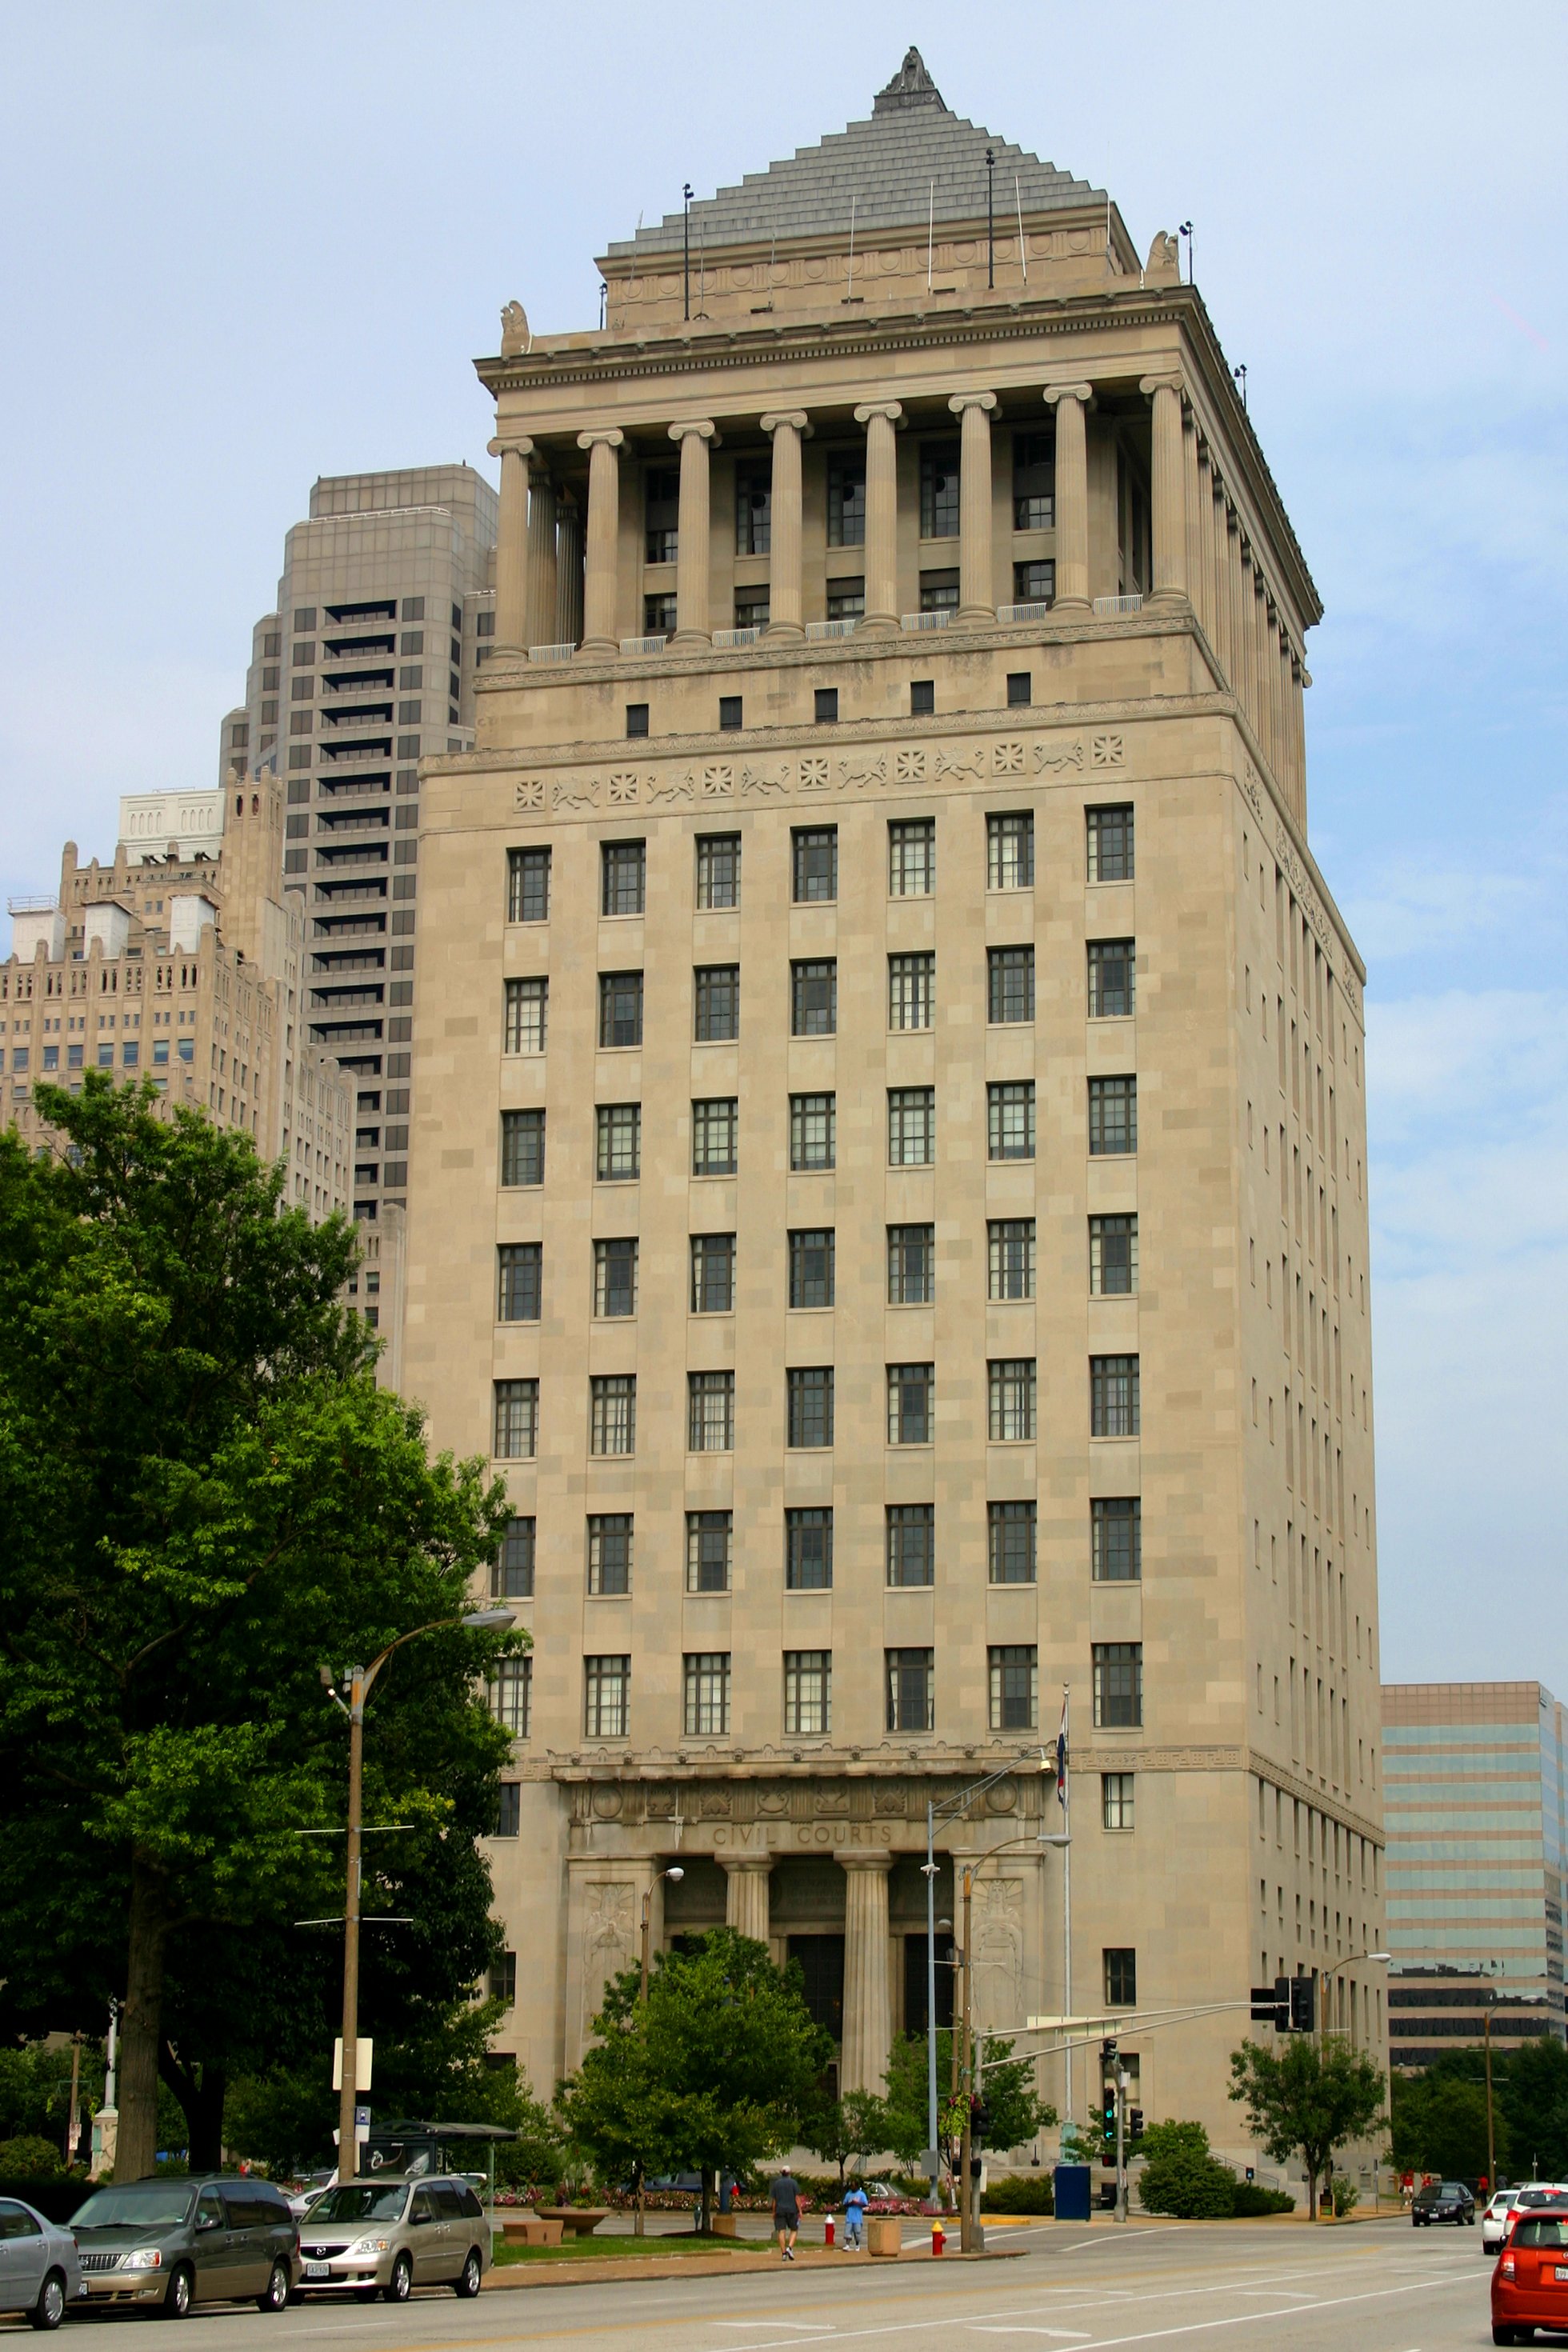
699, 2166, 713, 2235
160, 2045, 226, 2174
117, 1854, 167, 2182
1306, 2164, 1318, 2222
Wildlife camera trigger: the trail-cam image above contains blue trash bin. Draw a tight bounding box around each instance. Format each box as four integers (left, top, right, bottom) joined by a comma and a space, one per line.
1054, 2163, 1093, 2221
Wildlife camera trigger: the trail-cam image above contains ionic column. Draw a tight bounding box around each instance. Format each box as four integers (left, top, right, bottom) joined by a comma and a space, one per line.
838, 1854, 894, 2095
526, 464, 558, 652
1185, 420, 1208, 641
1279, 634, 1300, 814
722, 1858, 774, 1944
1210, 478, 1233, 682
759, 411, 810, 640
949, 390, 998, 623
576, 428, 624, 655
669, 419, 717, 646
555, 492, 583, 649
854, 401, 902, 634
1140, 373, 1189, 609
486, 434, 534, 653
1043, 384, 1093, 611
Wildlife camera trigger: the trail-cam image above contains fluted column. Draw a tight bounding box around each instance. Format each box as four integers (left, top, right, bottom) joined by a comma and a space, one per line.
1043, 384, 1093, 611
854, 401, 902, 634
760, 411, 809, 640
555, 493, 583, 648
576, 429, 624, 655
722, 1858, 774, 1944
1210, 479, 1233, 683
525, 465, 558, 652
1141, 373, 1189, 609
1185, 419, 1207, 640
839, 1855, 894, 2095
486, 435, 534, 654
950, 390, 998, 622
669, 419, 717, 646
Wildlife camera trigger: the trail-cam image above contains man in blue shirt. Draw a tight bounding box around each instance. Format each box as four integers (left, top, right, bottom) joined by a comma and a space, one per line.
842, 2182, 868, 2250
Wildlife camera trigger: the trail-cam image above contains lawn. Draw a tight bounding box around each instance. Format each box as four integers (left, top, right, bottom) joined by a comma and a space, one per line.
493, 2232, 760, 2265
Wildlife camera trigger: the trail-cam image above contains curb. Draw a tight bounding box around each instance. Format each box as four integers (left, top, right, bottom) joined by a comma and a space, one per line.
484, 2242, 1025, 2290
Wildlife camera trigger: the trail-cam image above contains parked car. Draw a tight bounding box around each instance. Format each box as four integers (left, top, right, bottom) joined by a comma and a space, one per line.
294, 2177, 489, 2302
1492, 2207, 1568, 2341
1412, 2179, 1475, 2226
1484, 2191, 1522, 2250
286, 2173, 336, 2222
0, 2195, 82, 2330
71, 2176, 296, 2317
1502, 2188, 1568, 2246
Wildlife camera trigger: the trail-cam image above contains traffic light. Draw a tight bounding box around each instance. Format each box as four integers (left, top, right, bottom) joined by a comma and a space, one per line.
1251, 1978, 1291, 2030
1129, 2108, 1145, 2138
970, 2094, 992, 2144
1290, 1975, 1316, 2032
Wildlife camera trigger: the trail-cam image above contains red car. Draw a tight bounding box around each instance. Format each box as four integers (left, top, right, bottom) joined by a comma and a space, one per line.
1492, 2208, 1568, 2342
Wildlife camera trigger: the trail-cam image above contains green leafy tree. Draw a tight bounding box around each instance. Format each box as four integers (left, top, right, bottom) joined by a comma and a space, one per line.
803, 2090, 886, 2188
1136, 2118, 1237, 2217
1497, 2035, 1568, 2181
1390, 2060, 1503, 2182
0, 1080, 520, 2180
1229, 2037, 1386, 2219
875, 2030, 1054, 2201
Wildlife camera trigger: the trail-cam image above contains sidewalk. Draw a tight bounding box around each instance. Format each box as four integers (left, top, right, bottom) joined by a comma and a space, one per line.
484, 2240, 1023, 2291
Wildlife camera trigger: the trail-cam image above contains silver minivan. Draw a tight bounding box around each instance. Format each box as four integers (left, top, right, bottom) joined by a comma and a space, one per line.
72, 2177, 296, 2317
295, 2177, 490, 2302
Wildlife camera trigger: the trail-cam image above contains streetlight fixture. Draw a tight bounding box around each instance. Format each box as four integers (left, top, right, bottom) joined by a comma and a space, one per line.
640, 1867, 685, 1999
322, 1605, 515, 2183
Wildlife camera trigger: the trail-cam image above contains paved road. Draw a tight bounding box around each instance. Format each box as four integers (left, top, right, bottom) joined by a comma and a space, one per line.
41, 2218, 1496, 2351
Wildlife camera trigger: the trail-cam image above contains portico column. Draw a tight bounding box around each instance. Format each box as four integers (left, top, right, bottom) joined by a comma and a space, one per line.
555, 493, 583, 649
759, 411, 809, 639
839, 1855, 894, 2096
949, 390, 998, 623
722, 1858, 774, 1944
1185, 421, 1208, 641
1141, 374, 1189, 608
486, 435, 534, 653
1043, 385, 1093, 611
525, 465, 558, 652
576, 428, 624, 655
854, 401, 902, 634
669, 419, 717, 646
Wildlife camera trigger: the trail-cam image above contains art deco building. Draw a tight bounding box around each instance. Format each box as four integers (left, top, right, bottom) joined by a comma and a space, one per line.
402, 51, 1385, 2150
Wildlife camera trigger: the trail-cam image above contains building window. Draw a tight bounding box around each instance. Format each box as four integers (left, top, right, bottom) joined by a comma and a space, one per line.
593, 1236, 638, 1318
887, 1362, 934, 1445
910, 678, 935, 718
786, 1366, 834, 1449
684, 1652, 731, 1736
718, 694, 743, 731
988, 1499, 1037, 1584
1104, 1947, 1138, 2006
1014, 429, 1054, 530
919, 568, 959, 614
490, 1946, 518, 2002
503, 975, 547, 1054
1092, 1497, 1142, 1582
1090, 1355, 1140, 1438
888, 952, 934, 1030
987, 1081, 1035, 1162
786, 1506, 833, 1590
886, 1503, 935, 1589
498, 1241, 542, 1322
1094, 1644, 1143, 1730
590, 1373, 636, 1456
986, 810, 1034, 890
587, 1513, 633, 1594
989, 1358, 1038, 1442
988, 946, 1035, 1024
734, 462, 772, 554
501, 1108, 546, 1187
790, 1092, 835, 1171
598, 970, 643, 1050
735, 588, 770, 631
919, 441, 960, 538
990, 1645, 1038, 1731
1102, 1773, 1135, 1830
1013, 559, 1055, 606
791, 958, 837, 1036
602, 840, 646, 916
1088, 938, 1136, 1018
1087, 804, 1135, 882
784, 1650, 831, 1736
686, 1510, 732, 1593
1006, 670, 1033, 707
814, 687, 839, 724
792, 826, 838, 902
584, 1654, 630, 1740
988, 1218, 1036, 1302
494, 1378, 538, 1460
507, 846, 550, 922
490, 1658, 531, 1738
595, 1102, 641, 1181
788, 1226, 834, 1309
645, 466, 678, 562
827, 454, 866, 546
887, 1224, 935, 1306
693, 1096, 738, 1174
696, 832, 740, 908
1083, 1203, 1141, 1298
626, 702, 650, 738
889, 817, 935, 894
886, 1647, 934, 1733
688, 1370, 734, 1452
494, 1795, 521, 1846
492, 1515, 535, 1599
690, 1231, 735, 1314
826, 578, 865, 622
1088, 1075, 1137, 1156
888, 1086, 935, 1166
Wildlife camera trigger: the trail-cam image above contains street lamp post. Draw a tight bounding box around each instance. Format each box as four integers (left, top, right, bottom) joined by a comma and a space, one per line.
633, 1866, 684, 2238
325, 1606, 514, 2185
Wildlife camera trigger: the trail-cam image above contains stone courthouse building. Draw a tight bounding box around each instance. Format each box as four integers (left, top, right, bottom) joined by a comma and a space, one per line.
403, 53, 1386, 2145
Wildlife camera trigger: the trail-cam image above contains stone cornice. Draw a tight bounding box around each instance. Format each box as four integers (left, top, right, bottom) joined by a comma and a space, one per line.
1247, 1748, 1386, 1849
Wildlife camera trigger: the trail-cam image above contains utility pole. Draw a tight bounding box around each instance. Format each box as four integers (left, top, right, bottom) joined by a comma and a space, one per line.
958, 1863, 973, 2252
335, 1662, 366, 2186
1115, 2062, 1129, 2222
1484, 1994, 1497, 2192
65, 2032, 82, 2171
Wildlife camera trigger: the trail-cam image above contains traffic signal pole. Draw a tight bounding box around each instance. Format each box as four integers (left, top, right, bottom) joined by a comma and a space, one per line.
1115, 2062, 1128, 2222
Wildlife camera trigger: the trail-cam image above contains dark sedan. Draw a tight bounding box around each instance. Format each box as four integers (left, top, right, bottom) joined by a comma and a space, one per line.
1413, 2179, 1475, 2226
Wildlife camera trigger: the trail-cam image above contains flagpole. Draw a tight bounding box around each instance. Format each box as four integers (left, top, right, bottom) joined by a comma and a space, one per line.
1060, 1683, 1073, 2134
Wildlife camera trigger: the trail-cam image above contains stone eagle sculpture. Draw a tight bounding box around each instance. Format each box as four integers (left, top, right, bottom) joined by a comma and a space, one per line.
500, 300, 530, 357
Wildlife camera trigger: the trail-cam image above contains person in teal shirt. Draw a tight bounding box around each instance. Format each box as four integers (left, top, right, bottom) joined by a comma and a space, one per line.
842, 2182, 868, 2250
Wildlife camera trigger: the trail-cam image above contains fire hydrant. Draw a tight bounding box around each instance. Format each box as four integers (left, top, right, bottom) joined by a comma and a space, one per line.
824, 2213, 835, 2248
931, 2218, 946, 2257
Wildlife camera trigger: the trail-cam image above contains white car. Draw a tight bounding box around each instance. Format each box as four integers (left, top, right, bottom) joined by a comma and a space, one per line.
1485, 2183, 1568, 2250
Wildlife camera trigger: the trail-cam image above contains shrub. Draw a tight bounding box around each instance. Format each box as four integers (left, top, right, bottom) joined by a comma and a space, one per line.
0, 2137, 62, 2178
1137, 2120, 1238, 2219
1232, 2180, 1295, 2216
1330, 2175, 1359, 2218
982, 2173, 1054, 2214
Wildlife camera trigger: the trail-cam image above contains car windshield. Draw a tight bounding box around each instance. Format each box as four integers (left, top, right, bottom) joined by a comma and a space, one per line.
1516, 2217, 1568, 2246
74, 2186, 196, 2230
306, 2186, 408, 2225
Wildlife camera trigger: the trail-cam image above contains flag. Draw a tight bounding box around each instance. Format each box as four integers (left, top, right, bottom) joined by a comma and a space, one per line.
1055, 1689, 1070, 1809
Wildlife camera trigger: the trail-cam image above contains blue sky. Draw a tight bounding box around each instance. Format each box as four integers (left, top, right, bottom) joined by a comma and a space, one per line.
2, 1, 1563, 1687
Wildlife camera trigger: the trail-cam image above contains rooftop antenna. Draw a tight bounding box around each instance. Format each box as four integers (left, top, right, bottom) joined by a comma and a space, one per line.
927, 178, 935, 291
1178, 220, 1194, 285
682, 182, 692, 322
986, 146, 995, 289
1014, 174, 1027, 286
1233, 362, 1248, 410
846, 192, 858, 301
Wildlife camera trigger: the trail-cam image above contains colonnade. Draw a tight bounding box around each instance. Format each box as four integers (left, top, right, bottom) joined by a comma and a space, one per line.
719, 1851, 893, 2094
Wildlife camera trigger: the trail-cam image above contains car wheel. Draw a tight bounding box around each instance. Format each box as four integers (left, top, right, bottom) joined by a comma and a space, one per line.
160, 2266, 194, 2321
453, 2249, 482, 2299
384, 2254, 413, 2305
256, 2262, 290, 2314
28, 2273, 66, 2333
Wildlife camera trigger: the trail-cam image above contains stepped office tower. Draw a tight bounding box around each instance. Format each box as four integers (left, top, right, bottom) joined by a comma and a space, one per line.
405, 54, 1385, 2142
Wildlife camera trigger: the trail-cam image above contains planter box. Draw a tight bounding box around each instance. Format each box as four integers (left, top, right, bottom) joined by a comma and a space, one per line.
866, 2216, 902, 2259
537, 2206, 613, 2238
501, 2218, 563, 2246
709, 2215, 738, 2238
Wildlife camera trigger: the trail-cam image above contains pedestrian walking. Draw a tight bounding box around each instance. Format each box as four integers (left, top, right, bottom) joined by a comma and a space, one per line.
770, 2167, 801, 2261
842, 2182, 868, 2250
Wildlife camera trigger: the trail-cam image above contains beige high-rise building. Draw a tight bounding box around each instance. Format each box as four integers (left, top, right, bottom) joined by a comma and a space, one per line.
222, 466, 497, 1229
403, 51, 1384, 2156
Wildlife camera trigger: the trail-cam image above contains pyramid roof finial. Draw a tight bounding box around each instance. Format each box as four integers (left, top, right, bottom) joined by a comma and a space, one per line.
873, 46, 946, 114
